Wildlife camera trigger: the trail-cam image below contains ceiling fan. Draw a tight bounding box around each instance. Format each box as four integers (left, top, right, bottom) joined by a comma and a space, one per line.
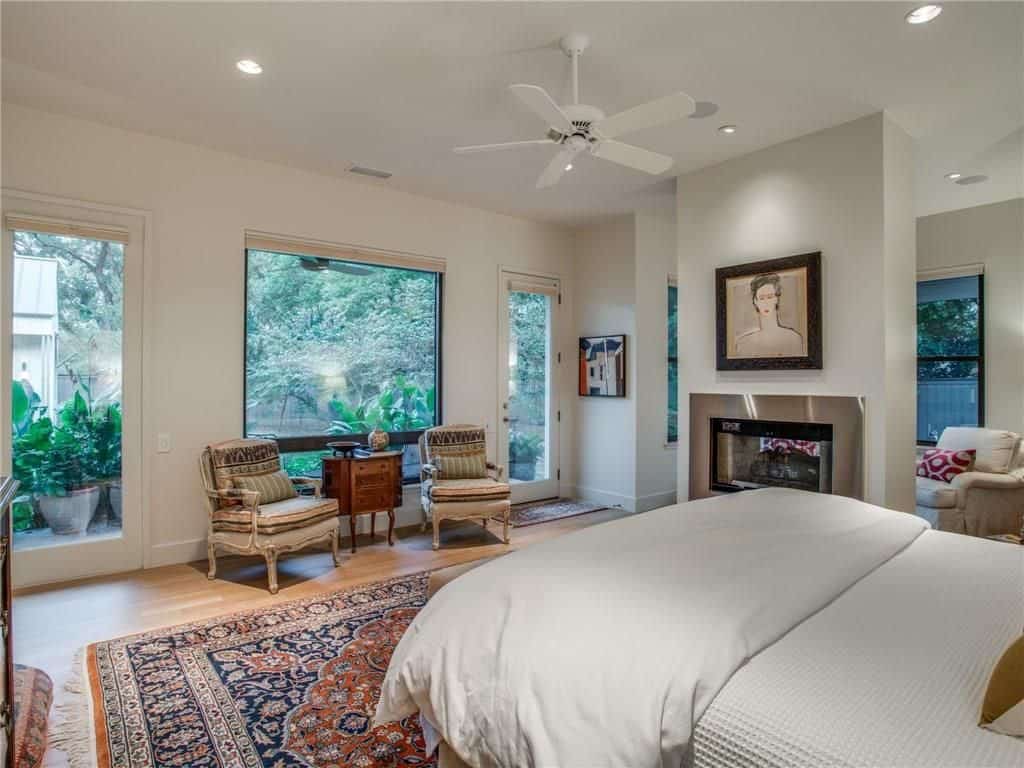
455, 34, 709, 189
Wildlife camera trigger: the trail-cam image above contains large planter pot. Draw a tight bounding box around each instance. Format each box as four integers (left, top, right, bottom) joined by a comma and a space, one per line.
38, 486, 100, 535
509, 461, 537, 482
108, 482, 123, 526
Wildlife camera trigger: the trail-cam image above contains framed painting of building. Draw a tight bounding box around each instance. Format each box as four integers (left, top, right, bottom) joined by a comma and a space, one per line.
579, 335, 626, 397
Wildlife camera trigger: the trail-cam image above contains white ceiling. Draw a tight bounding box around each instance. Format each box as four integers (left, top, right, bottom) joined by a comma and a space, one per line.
2, 2, 1021, 224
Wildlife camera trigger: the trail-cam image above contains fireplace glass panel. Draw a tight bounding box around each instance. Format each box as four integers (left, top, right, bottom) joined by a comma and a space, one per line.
711, 418, 833, 494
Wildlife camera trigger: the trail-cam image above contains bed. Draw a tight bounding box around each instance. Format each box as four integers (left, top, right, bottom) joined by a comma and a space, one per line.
375, 488, 1024, 767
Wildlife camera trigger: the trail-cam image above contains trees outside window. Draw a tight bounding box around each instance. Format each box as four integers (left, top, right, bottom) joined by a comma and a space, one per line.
917, 274, 983, 444
667, 282, 679, 443
244, 250, 441, 480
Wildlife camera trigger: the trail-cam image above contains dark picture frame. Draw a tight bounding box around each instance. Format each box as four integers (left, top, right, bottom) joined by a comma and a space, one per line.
578, 335, 627, 397
716, 251, 822, 370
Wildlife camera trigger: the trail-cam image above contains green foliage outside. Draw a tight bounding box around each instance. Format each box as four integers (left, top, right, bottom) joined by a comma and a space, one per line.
11, 232, 124, 532
507, 291, 548, 468
11, 380, 122, 531
917, 296, 980, 375
245, 251, 439, 438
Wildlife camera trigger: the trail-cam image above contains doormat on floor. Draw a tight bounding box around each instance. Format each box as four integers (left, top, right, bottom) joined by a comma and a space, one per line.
500, 498, 609, 528
52, 573, 433, 768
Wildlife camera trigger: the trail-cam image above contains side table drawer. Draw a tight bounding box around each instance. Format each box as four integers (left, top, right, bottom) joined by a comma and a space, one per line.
353, 460, 390, 487
352, 489, 392, 513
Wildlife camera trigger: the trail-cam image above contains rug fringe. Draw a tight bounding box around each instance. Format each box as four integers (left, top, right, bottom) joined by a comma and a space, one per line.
48, 647, 99, 768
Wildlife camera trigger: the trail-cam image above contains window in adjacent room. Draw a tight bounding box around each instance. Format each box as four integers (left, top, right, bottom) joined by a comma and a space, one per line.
667, 278, 679, 443
917, 272, 983, 444
244, 240, 442, 482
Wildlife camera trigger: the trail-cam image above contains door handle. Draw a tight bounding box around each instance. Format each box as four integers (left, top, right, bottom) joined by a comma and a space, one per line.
502, 417, 519, 424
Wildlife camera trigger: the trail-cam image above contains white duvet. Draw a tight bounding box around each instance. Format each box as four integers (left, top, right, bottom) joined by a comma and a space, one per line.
374, 489, 928, 768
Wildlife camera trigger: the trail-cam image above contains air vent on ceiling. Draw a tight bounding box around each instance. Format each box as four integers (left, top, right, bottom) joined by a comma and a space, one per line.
348, 165, 392, 179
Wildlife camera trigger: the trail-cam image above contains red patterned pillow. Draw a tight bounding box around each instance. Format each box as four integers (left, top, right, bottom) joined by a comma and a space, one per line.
916, 448, 976, 483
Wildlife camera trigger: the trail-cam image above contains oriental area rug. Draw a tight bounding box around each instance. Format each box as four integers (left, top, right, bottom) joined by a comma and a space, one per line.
53, 573, 434, 768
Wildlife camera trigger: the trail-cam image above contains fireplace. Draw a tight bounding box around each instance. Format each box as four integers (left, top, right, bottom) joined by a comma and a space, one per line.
689, 394, 864, 500
711, 418, 833, 493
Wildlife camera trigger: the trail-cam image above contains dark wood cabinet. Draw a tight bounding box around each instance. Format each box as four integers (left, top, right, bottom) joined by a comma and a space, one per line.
322, 451, 402, 552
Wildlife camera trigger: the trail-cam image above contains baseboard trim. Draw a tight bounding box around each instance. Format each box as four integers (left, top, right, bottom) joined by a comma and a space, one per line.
567, 485, 636, 513
635, 489, 678, 513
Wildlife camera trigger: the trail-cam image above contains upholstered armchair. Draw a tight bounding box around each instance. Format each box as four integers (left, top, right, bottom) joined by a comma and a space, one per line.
419, 425, 511, 550
915, 427, 1024, 538
200, 438, 341, 593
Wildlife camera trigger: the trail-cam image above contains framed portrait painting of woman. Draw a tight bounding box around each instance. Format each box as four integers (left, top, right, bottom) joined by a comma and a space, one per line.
715, 252, 822, 370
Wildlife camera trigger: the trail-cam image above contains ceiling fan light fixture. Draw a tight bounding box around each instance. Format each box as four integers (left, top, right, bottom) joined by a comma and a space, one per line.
905, 5, 942, 24
565, 163, 574, 171
235, 59, 263, 75
718, 124, 737, 135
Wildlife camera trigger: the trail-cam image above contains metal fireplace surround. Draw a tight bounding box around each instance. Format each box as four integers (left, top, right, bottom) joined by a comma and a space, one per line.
689, 394, 864, 501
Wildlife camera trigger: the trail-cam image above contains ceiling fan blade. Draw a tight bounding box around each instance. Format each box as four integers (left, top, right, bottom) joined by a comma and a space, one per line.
593, 140, 673, 175
510, 84, 575, 134
537, 147, 577, 189
454, 139, 557, 154
593, 92, 697, 139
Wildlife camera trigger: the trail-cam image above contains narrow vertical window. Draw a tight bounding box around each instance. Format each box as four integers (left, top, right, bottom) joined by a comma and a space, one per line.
667, 280, 679, 443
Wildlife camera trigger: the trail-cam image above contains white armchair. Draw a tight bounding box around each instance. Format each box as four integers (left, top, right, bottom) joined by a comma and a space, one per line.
915, 427, 1024, 537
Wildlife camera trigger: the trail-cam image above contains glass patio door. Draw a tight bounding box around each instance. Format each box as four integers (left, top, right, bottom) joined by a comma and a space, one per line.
498, 271, 560, 503
2, 198, 143, 586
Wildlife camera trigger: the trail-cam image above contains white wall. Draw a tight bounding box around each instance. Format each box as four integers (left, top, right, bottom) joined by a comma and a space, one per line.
1, 103, 577, 572
571, 216, 637, 510
633, 193, 679, 511
676, 113, 917, 511
917, 198, 1024, 434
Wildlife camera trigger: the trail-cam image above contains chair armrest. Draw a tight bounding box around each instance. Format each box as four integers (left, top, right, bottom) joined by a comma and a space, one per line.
421, 463, 439, 483
487, 462, 505, 481
290, 476, 322, 497
950, 471, 1024, 492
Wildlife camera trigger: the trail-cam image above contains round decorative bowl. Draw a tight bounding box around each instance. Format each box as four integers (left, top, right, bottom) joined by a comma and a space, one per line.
326, 441, 360, 457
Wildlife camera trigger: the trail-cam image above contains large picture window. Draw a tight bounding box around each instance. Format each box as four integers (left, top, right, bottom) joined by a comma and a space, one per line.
917, 273, 983, 444
244, 246, 442, 481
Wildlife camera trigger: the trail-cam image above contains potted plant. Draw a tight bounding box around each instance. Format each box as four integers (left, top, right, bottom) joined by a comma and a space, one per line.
11, 388, 117, 536
509, 431, 544, 481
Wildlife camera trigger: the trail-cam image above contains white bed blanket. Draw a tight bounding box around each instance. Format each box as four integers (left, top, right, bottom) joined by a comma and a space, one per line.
375, 489, 927, 768
690, 529, 1024, 768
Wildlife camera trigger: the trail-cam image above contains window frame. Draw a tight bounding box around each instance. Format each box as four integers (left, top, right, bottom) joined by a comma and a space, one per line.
242, 247, 444, 478
916, 272, 984, 447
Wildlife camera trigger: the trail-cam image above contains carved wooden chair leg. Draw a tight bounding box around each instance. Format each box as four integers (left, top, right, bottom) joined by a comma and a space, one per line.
503, 510, 510, 544
265, 548, 279, 594
371, 511, 376, 540
207, 542, 217, 580
432, 518, 441, 551
387, 509, 395, 546
331, 527, 343, 567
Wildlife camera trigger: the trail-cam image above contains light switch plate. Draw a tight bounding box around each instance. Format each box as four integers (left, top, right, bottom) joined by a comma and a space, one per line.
157, 433, 172, 453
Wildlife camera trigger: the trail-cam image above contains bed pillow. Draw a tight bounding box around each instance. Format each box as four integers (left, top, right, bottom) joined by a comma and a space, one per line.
980, 635, 1024, 737
916, 448, 976, 483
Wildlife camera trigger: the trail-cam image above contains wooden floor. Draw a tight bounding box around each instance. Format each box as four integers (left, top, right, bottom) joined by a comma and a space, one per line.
14, 508, 628, 767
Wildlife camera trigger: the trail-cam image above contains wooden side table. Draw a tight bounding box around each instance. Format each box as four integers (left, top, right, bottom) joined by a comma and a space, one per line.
322, 450, 403, 552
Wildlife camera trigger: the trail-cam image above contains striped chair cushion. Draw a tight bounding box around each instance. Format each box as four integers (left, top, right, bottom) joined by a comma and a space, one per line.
208, 439, 281, 490
426, 478, 511, 502
232, 470, 297, 504
425, 425, 488, 479
211, 496, 339, 535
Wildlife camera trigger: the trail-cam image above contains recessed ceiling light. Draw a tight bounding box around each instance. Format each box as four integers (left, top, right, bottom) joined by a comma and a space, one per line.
905, 5, 942, 24
236, 59, 263, 75
718, 125, 737, 135
945, 172, 962, 180
564, 163, 573, 172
